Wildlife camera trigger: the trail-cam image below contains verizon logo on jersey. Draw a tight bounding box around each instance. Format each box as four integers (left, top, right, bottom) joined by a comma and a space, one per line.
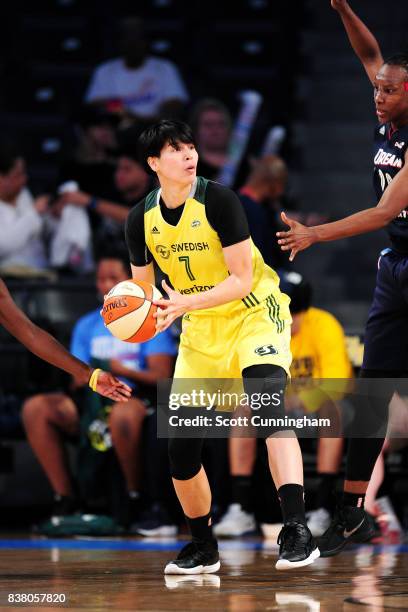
374, 149, 403, 168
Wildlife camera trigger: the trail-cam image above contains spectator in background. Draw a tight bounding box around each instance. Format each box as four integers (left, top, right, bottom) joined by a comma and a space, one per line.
59, 105, 120, 202
22, 253, 176, 531
0, 143, 48, 272
85, 17, 189, 122
56, 143, 154, 255
0, 143, 92, 275
190, 98, 232, 181
239, 154, 289, 270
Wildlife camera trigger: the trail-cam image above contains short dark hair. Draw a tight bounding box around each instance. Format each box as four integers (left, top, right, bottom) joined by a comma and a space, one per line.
0, 142, 21, 175
138, 120, 195, 172
383, 52, 408, 75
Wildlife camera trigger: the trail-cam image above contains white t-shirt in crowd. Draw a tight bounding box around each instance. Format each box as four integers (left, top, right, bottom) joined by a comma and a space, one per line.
85, 56, 189, 117
0, 188, 47, 269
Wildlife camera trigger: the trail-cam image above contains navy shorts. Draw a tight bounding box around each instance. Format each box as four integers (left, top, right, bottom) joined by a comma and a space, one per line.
362, 248, 408, 371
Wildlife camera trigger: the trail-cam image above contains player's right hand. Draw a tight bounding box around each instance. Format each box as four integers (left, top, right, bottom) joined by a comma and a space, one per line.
94, 370, 132, 402
276, 212, 318, 261
331, 0, 348, 10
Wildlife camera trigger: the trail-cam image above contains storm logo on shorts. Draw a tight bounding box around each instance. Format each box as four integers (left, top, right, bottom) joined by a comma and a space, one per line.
255, 345, 278, 356
156, 244, 170, 259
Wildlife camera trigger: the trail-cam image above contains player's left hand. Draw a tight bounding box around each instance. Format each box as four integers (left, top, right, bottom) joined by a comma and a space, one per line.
276, 212, 317, 261
95, 370, 132, 402
153, 279, 190, 332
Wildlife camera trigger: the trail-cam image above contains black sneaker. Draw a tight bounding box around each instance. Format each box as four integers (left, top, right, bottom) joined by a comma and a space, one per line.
164, 538, 220, 575
316, 506, 375, 557
276, 522, 320, 570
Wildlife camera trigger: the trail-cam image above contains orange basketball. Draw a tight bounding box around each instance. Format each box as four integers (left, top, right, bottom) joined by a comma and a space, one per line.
102, 279, 162, 343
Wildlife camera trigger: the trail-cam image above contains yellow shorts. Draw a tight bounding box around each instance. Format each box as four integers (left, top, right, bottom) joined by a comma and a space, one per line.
174, 293, 292, 380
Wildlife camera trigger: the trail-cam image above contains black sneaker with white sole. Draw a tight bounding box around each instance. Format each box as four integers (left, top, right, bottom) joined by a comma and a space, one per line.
316, 506, 375, 557
164, 538, 220, 575
276, 522, 320, 570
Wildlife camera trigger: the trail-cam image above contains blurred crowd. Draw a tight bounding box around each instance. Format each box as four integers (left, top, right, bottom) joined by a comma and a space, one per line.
0, 17, 301, 279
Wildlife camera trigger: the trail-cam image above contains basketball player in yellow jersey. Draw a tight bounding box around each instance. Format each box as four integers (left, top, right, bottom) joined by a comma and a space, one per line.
125, 120, 319, 573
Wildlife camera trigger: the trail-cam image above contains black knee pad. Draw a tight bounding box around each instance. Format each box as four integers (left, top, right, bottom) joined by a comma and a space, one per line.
168, 436, 204, 480
242, 364, 290, 438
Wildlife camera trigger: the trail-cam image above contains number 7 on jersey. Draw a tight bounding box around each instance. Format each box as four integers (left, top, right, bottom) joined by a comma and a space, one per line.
178, 256, 196, 281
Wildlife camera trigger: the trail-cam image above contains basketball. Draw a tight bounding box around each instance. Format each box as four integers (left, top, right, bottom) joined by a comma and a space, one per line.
102, 279, 162, 343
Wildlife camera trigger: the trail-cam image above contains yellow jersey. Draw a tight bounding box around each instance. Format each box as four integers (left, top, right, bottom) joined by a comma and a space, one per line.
126, 176, 289, 323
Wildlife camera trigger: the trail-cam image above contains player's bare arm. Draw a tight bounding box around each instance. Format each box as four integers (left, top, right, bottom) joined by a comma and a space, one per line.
277, 151, 408, 261
153, 239, 253, 332
331, 0, 383, 82
131, 262, 155, 285
0, 278, 131, 401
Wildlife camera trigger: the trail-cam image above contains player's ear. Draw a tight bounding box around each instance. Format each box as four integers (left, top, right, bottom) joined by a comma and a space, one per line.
147, 156, 158, 173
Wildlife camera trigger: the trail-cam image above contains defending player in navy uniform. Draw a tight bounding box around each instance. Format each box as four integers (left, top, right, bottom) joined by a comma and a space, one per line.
277, 0, 408, 557
126, 120, 320, 574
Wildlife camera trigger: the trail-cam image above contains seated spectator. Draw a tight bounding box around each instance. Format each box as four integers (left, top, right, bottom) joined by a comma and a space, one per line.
213, 274, 352, 539
85, 17, 189, 122
22, 252, 177, 531
0, 143, 93, 275
239, 154, 289, 270
56, 143, 154, 255
0, 143, 48, 273
59, 104, 120, 202
190, 98, 232, 181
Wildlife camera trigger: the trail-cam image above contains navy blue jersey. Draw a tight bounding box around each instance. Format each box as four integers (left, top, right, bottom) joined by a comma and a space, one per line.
373, 123, 408, 252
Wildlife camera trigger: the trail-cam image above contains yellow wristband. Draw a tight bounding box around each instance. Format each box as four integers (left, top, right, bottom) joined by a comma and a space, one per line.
89, 368, 102, 392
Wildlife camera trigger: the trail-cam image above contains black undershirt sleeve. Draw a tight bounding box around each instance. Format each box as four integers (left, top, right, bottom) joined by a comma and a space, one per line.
125, 199, 153, 266
205, 181, 250, 247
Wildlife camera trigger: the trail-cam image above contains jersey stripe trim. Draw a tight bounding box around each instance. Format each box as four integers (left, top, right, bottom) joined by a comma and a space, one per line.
269, 294, 284, 333
194, 176, 208, 204
266, 294, 284, 333
145, 189, 160, 212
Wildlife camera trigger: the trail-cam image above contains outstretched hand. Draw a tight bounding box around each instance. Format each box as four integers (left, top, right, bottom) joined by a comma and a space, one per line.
153, 279, 190, 333
94, 370, 132, 402
276, 212, 317, 261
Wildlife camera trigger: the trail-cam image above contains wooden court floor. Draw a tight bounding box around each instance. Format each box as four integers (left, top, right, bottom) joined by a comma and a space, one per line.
0, 537, 408, 610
